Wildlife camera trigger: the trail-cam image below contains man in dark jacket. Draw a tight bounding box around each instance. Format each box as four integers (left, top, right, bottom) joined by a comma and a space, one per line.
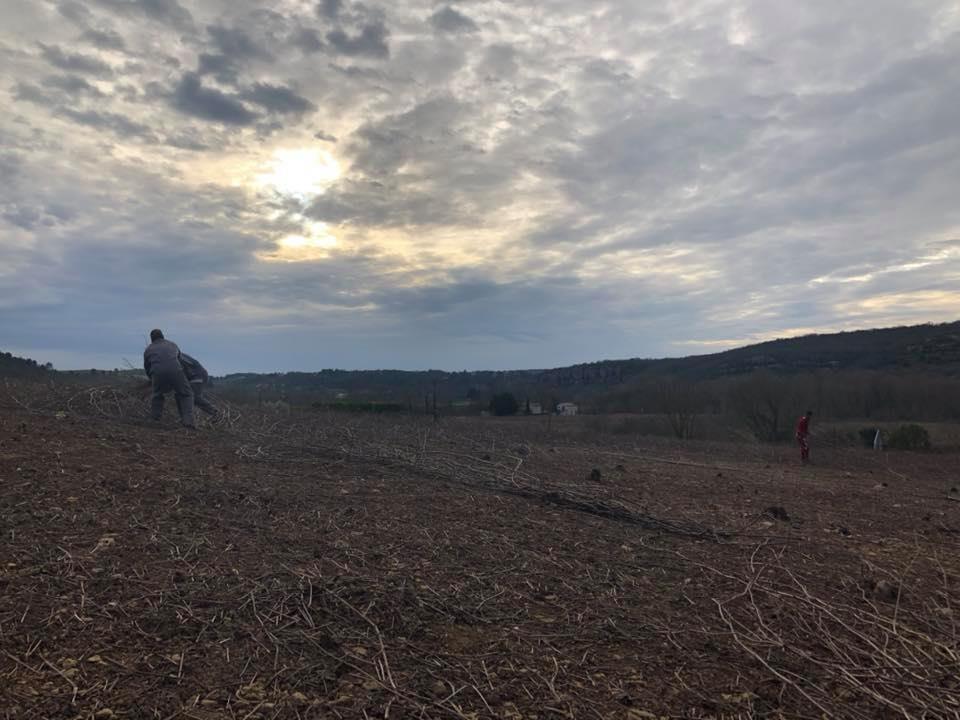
143, 329, 195, 428
179, 352, 219, 419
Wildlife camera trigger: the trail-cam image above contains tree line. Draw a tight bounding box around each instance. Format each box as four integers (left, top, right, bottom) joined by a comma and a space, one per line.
588, 369, 960, 441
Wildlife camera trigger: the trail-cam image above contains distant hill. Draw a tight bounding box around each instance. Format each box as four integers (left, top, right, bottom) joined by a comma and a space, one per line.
550, 320, 960, 384
658, 321, 960, 375
217, 320, 960, 404
0, 351, 50, 378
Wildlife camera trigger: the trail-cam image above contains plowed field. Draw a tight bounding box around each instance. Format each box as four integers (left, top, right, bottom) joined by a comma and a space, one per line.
2, 389, 958, 719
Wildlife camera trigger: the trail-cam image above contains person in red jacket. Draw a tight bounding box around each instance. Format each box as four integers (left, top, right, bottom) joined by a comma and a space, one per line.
796, 410, 813, 463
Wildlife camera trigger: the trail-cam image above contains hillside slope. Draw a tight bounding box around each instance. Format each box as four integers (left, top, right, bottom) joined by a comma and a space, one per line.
0, 351, 49, 378
217, 320, 960, 401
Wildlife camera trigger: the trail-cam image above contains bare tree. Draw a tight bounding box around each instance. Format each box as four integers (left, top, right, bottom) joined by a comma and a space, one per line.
656, 379, 702, 439
728, 370, 796, 442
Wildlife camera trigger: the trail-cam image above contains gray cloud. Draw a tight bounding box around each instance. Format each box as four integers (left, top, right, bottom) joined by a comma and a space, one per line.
13, 82, 60, 106
61, 107, 156, 139
171, 72, 259, 125
13, 78, 156, 140
305, 93, 517, 228
319, 0, 342, 20
429, 6, 478, 34
88, 0, 194, 29
206, 24, 273, 63
326, 21, 389, 58
164, 130, 211, 150
347, 95, 467, 176
2, 205, 44, 230
242, 82, 315, 115
479, 43, 517, 78
56, 1, 93, 25
190, 23, 277, 87
328, 62, 384, 80
196, 53, 238, 84
308, 178, 461, 226
0, 152, 21, 179
80, 28, 127, 51
291, 27, 324, 54
39, 43, 114, 76
41, 74, 106, 96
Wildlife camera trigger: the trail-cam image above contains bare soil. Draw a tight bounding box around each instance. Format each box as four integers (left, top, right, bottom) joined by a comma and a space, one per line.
1, 388, 958, 719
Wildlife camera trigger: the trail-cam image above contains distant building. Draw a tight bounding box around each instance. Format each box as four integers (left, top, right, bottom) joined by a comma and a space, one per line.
556, 402, 578, 416
528, 401, 543, 415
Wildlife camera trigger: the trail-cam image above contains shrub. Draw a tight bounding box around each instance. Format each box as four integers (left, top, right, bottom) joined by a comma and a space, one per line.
489, 392, 519, 416
886, 424, 931, 451
859, 427, 886, 448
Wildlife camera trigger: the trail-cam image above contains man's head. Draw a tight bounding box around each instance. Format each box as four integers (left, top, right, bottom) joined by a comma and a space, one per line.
806, 409, 813, 417
150, 329, 164, 342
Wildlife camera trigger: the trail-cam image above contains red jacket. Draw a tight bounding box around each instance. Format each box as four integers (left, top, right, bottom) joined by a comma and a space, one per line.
796, 415, 810, 438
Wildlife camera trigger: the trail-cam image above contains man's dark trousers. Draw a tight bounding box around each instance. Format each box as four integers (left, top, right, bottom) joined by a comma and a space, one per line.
151, 368, 195, 427
191, 381, 218, 417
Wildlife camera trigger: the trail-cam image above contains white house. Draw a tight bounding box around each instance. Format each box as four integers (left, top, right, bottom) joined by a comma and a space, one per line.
528, 401, 543, 415
556, 402, 579, 416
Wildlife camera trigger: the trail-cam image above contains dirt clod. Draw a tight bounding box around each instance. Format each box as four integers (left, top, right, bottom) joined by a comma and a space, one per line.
873, 580, 901, 603
766, 506, 790, 522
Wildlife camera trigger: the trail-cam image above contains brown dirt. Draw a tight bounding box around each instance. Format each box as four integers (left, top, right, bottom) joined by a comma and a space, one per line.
1, 389, 959, 719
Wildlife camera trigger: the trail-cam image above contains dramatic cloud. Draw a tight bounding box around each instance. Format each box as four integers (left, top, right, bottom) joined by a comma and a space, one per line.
170, 72, 259, 125
2, 0, 960, 372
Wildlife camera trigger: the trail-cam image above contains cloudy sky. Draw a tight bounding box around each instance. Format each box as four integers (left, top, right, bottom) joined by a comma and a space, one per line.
1, 0, 959, 372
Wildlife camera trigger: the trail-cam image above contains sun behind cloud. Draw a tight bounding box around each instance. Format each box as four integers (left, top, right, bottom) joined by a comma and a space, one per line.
260, 221, 339, 263
256, 148, 341, 200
